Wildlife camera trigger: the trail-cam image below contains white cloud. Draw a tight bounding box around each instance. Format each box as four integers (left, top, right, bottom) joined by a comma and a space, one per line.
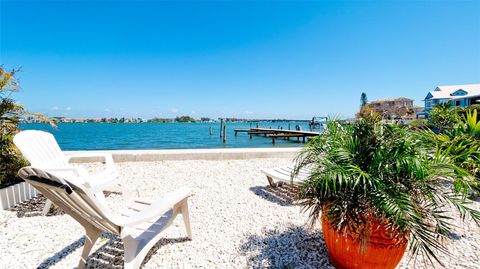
191, 110, 196, 114
104, 108, 110, 112
51, 106, 59, 110
170, 108, 179, 113
244, 110, 253, 114
65, 107, 71, 111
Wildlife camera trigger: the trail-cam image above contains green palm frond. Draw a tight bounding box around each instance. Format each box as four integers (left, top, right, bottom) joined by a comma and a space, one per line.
294, 117, 480, 265
1, 66, 54, 188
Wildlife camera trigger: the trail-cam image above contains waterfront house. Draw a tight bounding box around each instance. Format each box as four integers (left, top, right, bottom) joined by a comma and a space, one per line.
424, 84, 480, 114
369, 97, 420, 120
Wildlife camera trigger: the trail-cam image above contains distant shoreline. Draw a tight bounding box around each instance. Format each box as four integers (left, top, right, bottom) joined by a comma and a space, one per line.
20, 119, 312, 124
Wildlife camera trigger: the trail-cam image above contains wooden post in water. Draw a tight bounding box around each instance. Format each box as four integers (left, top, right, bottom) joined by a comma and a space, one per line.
223, 125, 227, 143
288, 123, 291, 130
209, 126, 212, 135
219, 119, 223, 138
256, 122, 259, 128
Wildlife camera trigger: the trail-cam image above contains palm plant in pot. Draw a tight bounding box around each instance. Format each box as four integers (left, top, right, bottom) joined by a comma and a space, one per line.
293, 116, 480, 269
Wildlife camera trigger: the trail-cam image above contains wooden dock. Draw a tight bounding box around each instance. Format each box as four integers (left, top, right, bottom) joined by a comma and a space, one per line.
234, 127, 320, 144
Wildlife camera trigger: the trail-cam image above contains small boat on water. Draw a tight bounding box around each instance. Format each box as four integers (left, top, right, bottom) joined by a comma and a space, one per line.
309, 116, 328, 131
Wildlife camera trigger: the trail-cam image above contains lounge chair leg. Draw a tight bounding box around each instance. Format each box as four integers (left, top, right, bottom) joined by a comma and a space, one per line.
266, 176, 276, 187
180, 199, 192, 239
42, 200, 53, 215
78, 226, 102, 269
123, 237, 143, 269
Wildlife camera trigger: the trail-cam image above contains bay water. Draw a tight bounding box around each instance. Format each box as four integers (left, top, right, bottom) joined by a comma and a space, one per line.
19, 121, 312, 150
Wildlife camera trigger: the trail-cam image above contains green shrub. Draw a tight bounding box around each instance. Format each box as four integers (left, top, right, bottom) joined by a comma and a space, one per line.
419, 108, 480, 190
427, 103, 460, 133
0, 126, 27, 188
409, 118, 427, 129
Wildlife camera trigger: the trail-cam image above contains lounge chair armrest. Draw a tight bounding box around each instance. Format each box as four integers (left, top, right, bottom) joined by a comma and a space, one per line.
34, 166, 93, 187
84, 176, 118, 193
116, 188, 192, 227
40, 166, 83, 176
66, 153, 117, 177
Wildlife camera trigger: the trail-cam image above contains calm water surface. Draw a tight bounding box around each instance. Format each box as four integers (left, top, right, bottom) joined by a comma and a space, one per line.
19, 122, 313, 150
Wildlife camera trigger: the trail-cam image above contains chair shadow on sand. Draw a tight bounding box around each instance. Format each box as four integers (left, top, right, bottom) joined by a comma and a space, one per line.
36, 233, 190, 269
249, 184, 300, 207
8, 194, 65, 217
239, 225, 333, 269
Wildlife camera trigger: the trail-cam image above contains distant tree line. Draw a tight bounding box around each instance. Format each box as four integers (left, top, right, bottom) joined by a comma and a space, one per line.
174, 116, 196, 122
149, 116, 210, 123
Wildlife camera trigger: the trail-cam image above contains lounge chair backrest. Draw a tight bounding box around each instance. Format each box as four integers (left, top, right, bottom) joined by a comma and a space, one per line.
18, 167, 120, 234
13, 130, 68, 168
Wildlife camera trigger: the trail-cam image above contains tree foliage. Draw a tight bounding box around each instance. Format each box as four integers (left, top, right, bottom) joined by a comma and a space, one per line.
420, 107, 480, 185
174, 115, 196, 122
0, 67, 52, 188
360, 92, 368, 107
427, 103, 460, 133
356, 92, 382, 120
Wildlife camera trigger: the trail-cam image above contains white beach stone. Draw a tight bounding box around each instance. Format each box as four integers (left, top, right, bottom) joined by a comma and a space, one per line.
0, 158, 479, 268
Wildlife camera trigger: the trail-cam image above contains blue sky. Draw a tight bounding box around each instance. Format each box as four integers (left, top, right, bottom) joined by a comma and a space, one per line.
1, 0, 479, 119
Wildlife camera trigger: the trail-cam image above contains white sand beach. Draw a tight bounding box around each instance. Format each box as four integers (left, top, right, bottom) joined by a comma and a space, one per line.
1, 158, 479, 269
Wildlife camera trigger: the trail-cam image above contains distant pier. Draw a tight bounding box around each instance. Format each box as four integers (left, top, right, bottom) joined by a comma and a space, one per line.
234, 127, 320, 144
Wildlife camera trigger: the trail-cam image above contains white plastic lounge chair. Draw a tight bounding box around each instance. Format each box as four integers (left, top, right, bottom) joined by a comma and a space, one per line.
18, 167, 192, 269
13, 130, 118, 214
261, 165, 311, 187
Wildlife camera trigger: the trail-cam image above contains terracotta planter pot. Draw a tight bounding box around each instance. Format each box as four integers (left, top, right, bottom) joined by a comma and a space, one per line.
321, 214, 408, 269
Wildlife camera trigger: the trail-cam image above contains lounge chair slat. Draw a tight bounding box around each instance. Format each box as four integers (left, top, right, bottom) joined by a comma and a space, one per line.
283, 166, 312, 176
261, 165, 312, 186
32, 181, 120, 233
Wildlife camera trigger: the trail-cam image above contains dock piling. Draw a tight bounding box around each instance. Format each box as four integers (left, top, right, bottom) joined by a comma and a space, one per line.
210, 127, 212, 136
220, 119, 223, 138
223, 125, 227, 143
